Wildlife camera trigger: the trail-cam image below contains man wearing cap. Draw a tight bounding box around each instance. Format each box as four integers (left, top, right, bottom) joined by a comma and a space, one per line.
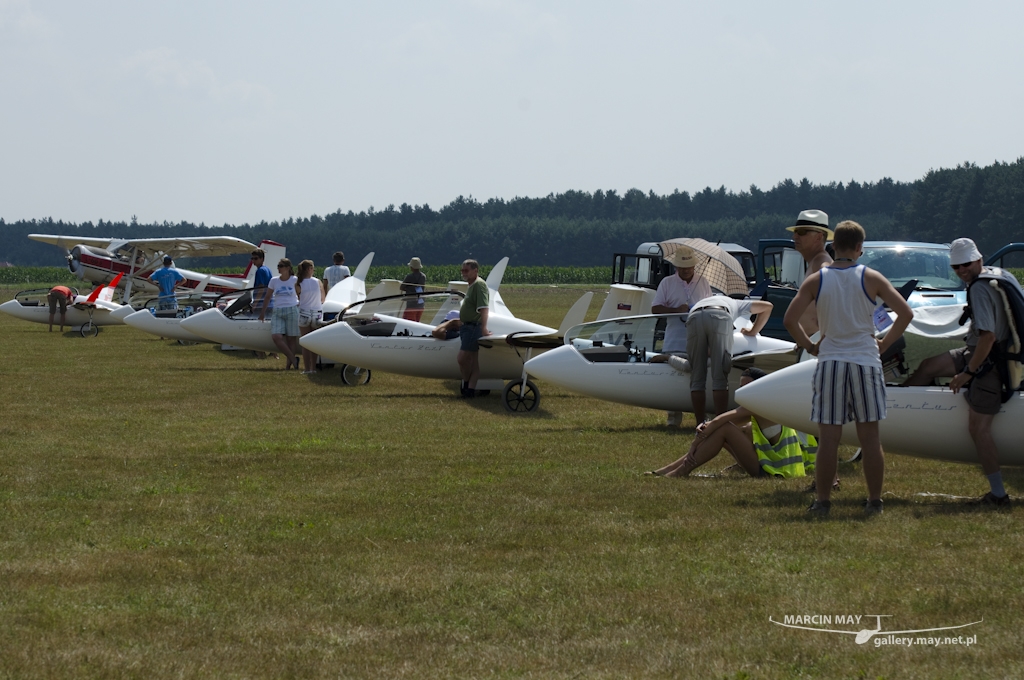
401, 256, 427, 323
904, 237, 1020, 508
46, 285, 75, 332
149, 255, 187, 311
652, 246, 713, 426
787, 209, 834, 337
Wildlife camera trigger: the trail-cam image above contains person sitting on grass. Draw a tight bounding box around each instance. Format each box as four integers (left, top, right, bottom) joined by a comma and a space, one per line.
646, 368, 817, 478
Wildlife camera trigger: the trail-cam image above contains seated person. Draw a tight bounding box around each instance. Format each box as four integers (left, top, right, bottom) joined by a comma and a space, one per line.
431, 310, 462, 340
646, 368, 816, 478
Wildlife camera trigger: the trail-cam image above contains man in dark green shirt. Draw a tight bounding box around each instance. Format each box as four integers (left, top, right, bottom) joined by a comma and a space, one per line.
457, 259, 490, 397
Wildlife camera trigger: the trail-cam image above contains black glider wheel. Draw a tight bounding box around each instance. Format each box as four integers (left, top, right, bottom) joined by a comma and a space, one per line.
341, 364, 372, 386
503, 379, 540, 413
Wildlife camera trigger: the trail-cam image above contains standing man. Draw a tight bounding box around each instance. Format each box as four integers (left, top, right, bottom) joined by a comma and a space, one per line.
651, 246, 712, 426
46, 284, 75, 332
401, 257, 427, 323
684, 295, 773, 425
250, 248, 275, 359
149, 255, 186, 312
786, 209, 834, 337
784, 221, 913, 517
903, 238, 1021, 507
322, 251, 350, 291
457, 259, 490, 398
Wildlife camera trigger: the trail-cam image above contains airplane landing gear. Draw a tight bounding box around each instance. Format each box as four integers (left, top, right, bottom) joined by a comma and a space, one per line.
341, 364, 372, 386
502, 379, 540, 413
79, 321, 99, 338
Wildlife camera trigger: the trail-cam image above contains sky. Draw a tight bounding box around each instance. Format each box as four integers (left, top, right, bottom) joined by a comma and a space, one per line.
2, 0, 1022, 226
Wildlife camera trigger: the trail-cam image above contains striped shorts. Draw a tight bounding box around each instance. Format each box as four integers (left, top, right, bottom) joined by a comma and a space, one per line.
811, 360, 887, 425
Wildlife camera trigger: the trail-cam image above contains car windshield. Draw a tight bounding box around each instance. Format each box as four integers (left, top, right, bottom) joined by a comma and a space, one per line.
859, 245, 963, 291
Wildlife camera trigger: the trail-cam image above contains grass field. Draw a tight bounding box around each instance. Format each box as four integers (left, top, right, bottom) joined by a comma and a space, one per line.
1, 285, 1022, 678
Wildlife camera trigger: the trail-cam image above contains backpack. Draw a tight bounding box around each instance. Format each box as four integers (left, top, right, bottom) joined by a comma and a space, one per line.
961, 267, 1024, 402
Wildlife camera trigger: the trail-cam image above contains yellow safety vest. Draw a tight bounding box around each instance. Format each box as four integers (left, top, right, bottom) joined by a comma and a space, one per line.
751, 417, 817, 478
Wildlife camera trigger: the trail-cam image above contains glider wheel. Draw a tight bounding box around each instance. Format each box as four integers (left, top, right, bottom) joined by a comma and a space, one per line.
80, 322, 99, 338
503, 379, 540, 413
341, 364, 372, 386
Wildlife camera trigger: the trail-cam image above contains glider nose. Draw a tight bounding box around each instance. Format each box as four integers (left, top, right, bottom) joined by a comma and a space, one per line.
522, 344, 581, 384
110, 305, 135, 322
734, 360, 817, 432
298, 322, 346, 358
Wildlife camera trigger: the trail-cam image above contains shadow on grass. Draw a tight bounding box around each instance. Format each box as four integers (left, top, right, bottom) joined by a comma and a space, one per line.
731, 486, 939, 522
531, 423, 695, 435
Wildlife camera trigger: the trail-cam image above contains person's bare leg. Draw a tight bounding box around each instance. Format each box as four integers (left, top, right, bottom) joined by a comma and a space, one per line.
904, 353, 955, 386
299, 327, 315, 371
815, 424, 843, 502
712, 389, 729, 418
59, 311, 66, 332
457, 350, 482, 389
720, 425, 763, 477
691, 391, 706, 425
652, 438, 701, 475
271, 333, 295, 369
663, 428, 729, 477
457, 350, 472, 385
968, 411, 1000, 475
48, 311, 55, 332
854, 421, 884, 501
287, 335, 299, 368
467, 352, 481, 389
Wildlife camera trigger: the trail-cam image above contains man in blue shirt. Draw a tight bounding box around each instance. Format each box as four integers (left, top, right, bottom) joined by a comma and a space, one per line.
149, 255, 186, 311
250, 249, 273, 313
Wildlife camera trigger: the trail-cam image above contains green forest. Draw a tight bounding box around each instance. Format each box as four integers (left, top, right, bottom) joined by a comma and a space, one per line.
3, 159, 1022, 268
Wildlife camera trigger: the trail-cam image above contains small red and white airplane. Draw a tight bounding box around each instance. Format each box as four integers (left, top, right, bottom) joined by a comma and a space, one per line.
0, 272, 126, 335
28, 233, 276, 304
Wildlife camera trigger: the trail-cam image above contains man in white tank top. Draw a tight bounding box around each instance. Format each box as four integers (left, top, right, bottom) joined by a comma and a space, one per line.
784, 221, 914, 517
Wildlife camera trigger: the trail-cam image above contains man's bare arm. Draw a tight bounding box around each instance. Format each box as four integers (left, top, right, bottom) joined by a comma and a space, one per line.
784, 274, 821, 354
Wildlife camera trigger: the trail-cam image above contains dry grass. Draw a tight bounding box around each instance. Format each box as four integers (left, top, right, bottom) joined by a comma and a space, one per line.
1, 285, 1022, 679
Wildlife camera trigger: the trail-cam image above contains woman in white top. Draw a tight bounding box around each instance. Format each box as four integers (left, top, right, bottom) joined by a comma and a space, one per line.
259, 258, 301, 370
296, 259, 326, 374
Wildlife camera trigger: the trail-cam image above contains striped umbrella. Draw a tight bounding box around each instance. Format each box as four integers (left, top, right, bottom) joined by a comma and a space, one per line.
660, 238, 748, 296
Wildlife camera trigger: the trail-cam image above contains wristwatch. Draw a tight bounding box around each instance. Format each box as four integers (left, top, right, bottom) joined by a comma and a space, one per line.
963, 367, 977, 376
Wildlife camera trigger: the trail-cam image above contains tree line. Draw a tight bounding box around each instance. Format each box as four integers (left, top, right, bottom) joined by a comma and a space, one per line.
3, 159, 1022, 268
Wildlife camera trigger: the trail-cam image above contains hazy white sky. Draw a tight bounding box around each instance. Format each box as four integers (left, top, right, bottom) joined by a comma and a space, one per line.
2, 0, 1022, 226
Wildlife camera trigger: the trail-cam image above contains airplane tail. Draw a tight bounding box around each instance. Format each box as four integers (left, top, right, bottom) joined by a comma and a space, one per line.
596, 284, 657, 320
485, 257, 509, 289
557, 292, 594, 336
89, 272, 124, 304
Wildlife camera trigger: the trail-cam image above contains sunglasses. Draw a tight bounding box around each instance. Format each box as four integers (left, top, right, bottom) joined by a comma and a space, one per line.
951, 263, 971, 270
792, 228, 819, 236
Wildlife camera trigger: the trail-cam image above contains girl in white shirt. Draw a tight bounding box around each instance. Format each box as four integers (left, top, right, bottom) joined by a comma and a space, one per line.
296, 259, 326, 374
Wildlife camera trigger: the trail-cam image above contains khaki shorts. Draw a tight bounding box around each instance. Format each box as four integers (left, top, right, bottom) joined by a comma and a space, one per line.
951, 346, 1003, 415
47, 292, 69, 314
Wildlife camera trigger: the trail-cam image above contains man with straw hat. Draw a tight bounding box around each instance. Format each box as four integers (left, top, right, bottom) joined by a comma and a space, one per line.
652, 245, 712, 427
786, 209, 834, 337
401, 256, 427, 323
